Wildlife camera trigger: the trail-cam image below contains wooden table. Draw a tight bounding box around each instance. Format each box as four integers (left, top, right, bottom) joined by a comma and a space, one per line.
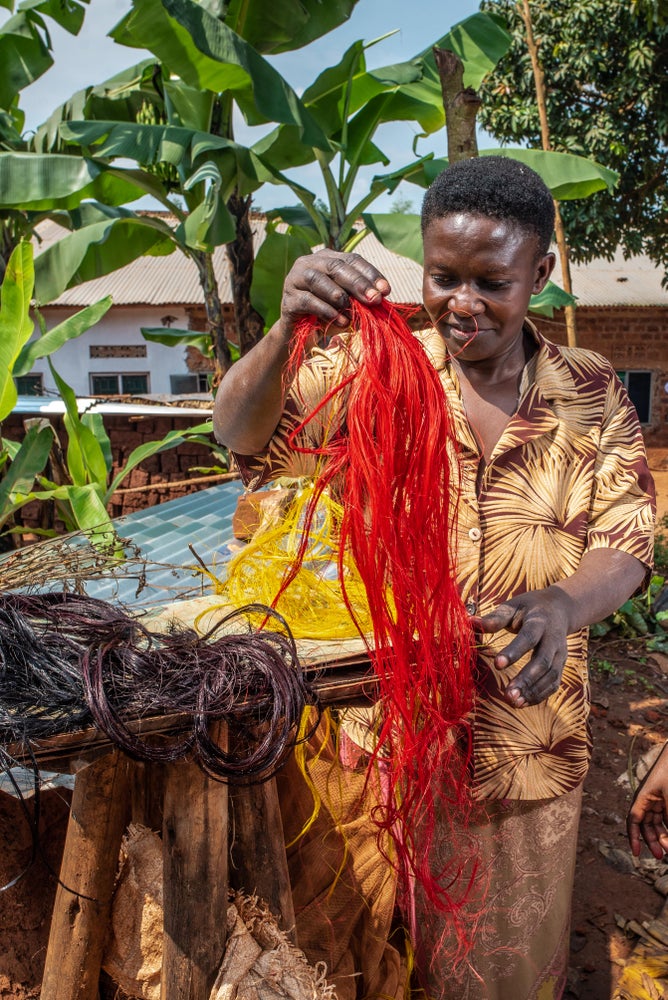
9, 649, 377, 1000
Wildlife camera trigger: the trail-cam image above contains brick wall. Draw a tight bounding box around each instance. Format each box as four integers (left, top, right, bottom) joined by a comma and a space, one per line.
410, 304, 668, 445
535, 306, 668, 445
3, 412, 228, 534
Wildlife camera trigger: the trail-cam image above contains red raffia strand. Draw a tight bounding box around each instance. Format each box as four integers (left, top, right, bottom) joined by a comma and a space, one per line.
274, 298, 478, 956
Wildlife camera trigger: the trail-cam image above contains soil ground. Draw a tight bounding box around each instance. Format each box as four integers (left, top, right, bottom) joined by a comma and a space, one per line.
0, 450, 666, 1000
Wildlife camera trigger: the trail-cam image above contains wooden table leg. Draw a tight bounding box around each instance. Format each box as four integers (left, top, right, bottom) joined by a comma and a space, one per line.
161, 735, 229, 1000
229, 778, 297, 944
41, 750, 131, 1000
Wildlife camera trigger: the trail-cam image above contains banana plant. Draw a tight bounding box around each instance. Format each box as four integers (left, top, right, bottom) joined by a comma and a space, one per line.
0, 241, 218, 548
0, 0, 360, 374
249, 14, 620, 323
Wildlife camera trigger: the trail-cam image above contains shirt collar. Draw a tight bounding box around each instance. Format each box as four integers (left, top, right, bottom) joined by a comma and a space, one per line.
417, 320, 580, 403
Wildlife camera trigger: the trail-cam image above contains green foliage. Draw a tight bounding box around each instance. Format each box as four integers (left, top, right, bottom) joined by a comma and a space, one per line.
249, 13, 514, 325
0, 241, 33, 417
590, 574, 668, 654
589, 523, 668, 655
0, 0, 89, 111
0, 243, 219, 546
654, 513, 668, 575
478, 0, 668, 280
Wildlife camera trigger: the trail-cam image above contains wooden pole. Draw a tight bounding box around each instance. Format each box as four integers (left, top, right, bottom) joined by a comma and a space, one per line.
161, 724, 229, 1000
229, 778, 297, 944
41, 750, 131, 1000
518, 0, 578, 347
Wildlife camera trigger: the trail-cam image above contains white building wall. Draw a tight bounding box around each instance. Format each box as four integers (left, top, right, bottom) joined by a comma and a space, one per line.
24, 306, 198, 397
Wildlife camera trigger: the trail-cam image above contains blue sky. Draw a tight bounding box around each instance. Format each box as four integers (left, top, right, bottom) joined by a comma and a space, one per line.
20, 0, 495, 212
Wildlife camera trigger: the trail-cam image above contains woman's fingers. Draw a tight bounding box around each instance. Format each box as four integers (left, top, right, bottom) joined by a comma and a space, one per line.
282, 250, 391, 328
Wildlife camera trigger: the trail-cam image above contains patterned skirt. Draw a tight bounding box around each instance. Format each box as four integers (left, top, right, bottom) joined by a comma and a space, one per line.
411, 784, 583, 1000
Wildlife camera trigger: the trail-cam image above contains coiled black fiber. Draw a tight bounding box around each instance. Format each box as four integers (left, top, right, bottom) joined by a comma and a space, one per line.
0, 591, 317, 783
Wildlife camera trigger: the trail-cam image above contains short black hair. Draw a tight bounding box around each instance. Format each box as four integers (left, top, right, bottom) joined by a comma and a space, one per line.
421, 156, 555, 256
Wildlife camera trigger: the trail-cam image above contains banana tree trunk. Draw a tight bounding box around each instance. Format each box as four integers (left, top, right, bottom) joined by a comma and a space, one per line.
433, 47, 481, 163
191, 248, 233, 380
226, 190, 265, 357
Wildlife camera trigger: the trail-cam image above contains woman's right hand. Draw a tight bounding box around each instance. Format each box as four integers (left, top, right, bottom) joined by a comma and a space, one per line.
278, 249, 391, 342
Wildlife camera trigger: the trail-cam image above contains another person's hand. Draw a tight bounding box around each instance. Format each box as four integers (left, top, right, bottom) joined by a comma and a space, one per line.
627, 743, 668, 859
471, 586, 575, 708
278, 249, 390, 341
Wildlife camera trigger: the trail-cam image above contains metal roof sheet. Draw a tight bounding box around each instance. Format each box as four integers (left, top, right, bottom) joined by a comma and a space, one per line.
13, 396, 213, 417
551, 247, 668, 308
84, 479, 246, 608
36, 214, 668, 310
0, 479, 246, 609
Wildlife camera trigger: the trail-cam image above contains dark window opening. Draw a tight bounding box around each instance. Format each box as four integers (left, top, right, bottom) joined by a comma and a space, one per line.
15, 374, 44, 396
90, 373, 150, 396
170, 374, 211, 394
616, 370, 652, 424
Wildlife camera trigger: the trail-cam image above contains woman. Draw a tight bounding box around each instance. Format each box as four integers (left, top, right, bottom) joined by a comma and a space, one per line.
214, 156, 655, 999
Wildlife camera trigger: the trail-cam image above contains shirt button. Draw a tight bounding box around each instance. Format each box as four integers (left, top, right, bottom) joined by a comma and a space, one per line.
468, 526, 482, 541
465, 601, 477, 615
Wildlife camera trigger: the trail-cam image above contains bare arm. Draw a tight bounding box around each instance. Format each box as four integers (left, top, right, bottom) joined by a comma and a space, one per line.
627, 742, 668, 858
473, 548, 647, 708
213, 250, 390, 454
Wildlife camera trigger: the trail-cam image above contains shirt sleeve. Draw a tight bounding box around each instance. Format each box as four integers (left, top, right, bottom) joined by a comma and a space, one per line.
585, 371, 656, 573
233, 333, 358, 491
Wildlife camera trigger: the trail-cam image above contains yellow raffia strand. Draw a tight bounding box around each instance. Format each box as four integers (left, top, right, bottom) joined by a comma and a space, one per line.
218, 484, 374, 640
286, 706, 330, 849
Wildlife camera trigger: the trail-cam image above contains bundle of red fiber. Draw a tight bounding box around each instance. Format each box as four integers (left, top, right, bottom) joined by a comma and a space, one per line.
276, 298, 477, 945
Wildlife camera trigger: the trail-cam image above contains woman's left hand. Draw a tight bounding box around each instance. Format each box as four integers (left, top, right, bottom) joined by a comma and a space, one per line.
471, 586, 575, 708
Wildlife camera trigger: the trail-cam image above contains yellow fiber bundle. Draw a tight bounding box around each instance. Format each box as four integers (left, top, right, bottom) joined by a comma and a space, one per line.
220, 486, 373, 640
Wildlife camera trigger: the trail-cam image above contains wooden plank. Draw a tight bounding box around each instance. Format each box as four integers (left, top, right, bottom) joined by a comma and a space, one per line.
41, 751, 131, 1000
229, 778, 297, 944
161, 723, 229, 1000
4, 666, 378, 771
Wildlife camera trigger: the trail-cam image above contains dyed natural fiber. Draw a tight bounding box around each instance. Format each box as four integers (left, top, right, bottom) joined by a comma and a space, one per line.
278, 299, 476, 950
0, 591, 316, 783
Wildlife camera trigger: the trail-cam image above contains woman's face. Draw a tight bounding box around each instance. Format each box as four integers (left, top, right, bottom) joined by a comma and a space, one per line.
422, 212, 555, 365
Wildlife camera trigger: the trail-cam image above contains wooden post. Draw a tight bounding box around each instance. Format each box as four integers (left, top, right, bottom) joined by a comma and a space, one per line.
229, 778, 297, 944
41, 750, 131, 1000
129, 759, 164, 831
517, 0, 578, 347
161, 726, 229, 1000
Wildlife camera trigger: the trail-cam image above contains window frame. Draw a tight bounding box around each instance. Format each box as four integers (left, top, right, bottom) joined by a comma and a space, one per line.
89, 372, 150, 396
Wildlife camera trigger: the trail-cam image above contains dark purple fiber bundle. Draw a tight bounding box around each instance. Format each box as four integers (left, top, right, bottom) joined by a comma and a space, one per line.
0, 591, 316, 782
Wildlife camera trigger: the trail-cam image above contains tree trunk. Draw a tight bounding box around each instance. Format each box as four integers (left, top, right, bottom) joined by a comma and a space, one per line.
518, 0, 578, 347
191, 249, 232, 382
433, 47, 481, 163
226, 190, 265, 357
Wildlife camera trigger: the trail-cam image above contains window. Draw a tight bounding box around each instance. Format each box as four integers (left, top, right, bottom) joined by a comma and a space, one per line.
90, 373, 150, 396
616, 370, 652, 424
170, 373, 211, 394
15, 374, 44, 396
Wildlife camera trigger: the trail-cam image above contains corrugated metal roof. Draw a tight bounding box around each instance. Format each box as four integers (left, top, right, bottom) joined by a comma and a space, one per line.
0, 479, 246, 608
13, 396, 213, 417
551, 247, 668, 308
83, 478, 246, 608
35, 214, 668, 309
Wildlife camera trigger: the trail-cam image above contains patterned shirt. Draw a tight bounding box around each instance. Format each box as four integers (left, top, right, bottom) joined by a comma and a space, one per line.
234, 322, 656, 800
